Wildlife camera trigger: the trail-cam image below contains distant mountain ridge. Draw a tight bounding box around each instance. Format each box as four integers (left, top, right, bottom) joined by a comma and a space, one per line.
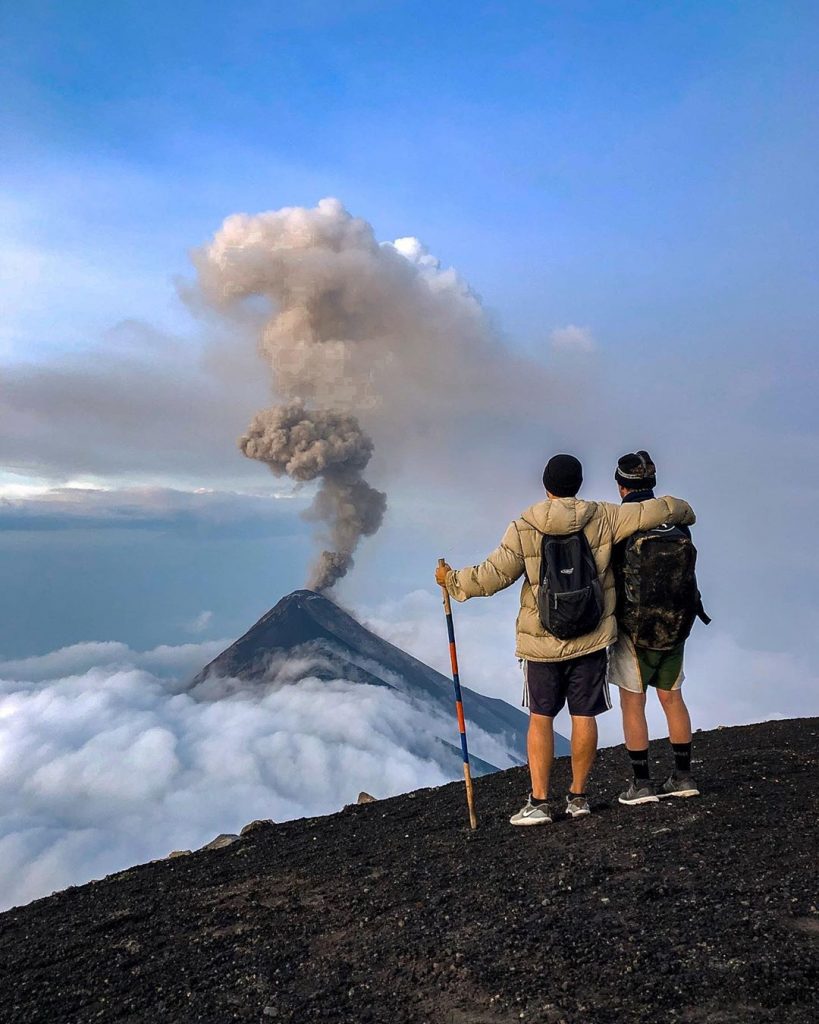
190, 589, 569, 770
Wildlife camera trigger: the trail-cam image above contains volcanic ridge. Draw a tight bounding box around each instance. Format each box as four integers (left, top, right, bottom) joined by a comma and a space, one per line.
1, 717, 816, 1024
189, 589, 568, 770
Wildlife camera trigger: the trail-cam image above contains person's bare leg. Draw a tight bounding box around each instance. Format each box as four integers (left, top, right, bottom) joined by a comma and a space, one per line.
657, 688, 692, 744
655, 688, 698, 794
619, 688, 649, 749
569, 715, 598, 794
527, 712, 554, 800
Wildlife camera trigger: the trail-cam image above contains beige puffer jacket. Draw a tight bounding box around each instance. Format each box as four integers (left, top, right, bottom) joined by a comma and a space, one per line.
445, 495, 696, 662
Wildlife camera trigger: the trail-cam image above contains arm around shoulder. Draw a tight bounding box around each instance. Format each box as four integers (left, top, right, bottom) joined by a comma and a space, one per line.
659, 496, 696, 527
608, 496, 695, 545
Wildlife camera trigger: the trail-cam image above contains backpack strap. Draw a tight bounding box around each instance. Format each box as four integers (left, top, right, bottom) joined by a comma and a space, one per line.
695, 591, 712, 625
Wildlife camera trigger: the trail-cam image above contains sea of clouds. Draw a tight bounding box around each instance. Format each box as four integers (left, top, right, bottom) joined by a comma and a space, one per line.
4, 588, 817, 913
0, 631, 518, 912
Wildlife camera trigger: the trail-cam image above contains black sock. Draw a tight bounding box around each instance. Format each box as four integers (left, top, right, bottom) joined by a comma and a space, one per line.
628, 748, 651, 781
672, 741, 692, 774
568, 791, 586, 800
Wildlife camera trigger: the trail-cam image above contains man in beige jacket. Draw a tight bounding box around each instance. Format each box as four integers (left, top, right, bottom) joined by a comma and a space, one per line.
435, 454, 695, 825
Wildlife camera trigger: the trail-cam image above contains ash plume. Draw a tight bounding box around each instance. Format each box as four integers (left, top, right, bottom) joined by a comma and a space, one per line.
239, 403, 386, 590
192, 196, 550, 589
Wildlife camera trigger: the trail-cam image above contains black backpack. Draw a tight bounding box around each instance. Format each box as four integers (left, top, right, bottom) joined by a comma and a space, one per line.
537, 531, 604, 640
618, 524, 710, 651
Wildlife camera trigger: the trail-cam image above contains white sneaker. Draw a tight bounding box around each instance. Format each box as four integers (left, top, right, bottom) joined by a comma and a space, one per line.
659, 773, 700, 798
566, 794, 591, 817
509, 796, 553, 826
618, 780, 660, 805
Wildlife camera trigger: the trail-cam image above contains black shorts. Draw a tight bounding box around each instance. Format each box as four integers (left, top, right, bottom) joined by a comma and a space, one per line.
523, 649, 611, 718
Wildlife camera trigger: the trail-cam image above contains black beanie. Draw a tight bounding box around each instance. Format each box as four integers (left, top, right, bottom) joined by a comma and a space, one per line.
543, 454, 583, 498
615, 450, 657, 490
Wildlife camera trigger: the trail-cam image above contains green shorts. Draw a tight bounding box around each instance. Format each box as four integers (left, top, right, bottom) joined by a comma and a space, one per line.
608, 633, 685, 693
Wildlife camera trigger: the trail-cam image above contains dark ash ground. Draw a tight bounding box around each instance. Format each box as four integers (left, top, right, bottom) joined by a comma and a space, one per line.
1, 718, 817, 1024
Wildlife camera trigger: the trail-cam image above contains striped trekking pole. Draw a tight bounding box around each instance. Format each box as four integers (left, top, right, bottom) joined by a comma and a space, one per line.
438, 558, 478, 830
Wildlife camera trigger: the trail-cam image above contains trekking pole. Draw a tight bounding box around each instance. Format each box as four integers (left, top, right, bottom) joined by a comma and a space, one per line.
438, 558, 478, 831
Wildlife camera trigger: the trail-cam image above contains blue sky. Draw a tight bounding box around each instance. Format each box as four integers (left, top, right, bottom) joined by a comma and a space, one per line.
4, 0, 817, 359
1, 0, 818, 699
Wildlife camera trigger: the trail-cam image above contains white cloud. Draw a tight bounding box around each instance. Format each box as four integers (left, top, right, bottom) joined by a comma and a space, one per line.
0, 639, 229, 683
363, 589, 523, 707
550, 324, 597, 353
0, 316, 270, 487
0, 484, 306, 535
186, 611, 214, 634
0, 636, 516, 911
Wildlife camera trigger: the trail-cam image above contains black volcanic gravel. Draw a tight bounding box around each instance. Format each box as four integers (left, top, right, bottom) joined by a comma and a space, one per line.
1, 718, 817, 1024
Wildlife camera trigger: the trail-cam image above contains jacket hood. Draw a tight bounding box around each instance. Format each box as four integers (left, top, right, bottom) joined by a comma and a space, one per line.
520, 497, 599, 536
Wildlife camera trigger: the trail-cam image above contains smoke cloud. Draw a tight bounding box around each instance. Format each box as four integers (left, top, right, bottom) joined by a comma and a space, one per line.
239, 402, 386, 589
191, 197, 549, 589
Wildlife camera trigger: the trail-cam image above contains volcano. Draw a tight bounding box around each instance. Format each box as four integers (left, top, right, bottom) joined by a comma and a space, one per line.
190, 590, 567, 773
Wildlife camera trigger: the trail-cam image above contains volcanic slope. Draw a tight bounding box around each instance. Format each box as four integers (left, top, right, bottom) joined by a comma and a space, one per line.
2, 718, 817, 1024
189, 589, 569, 768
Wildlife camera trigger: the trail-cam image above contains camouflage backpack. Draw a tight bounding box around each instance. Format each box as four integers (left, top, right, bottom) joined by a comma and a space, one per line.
618, 524, 710, 651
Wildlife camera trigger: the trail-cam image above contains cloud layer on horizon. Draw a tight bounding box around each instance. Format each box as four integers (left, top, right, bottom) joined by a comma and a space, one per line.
0, 484, 305, 536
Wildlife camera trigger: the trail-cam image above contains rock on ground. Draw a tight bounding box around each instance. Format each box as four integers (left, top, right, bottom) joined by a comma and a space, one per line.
200, 833, 240, 851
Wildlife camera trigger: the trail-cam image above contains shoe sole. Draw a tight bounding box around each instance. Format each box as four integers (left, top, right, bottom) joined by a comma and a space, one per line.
618, 795, 660, 805
658, 790, 700, 799
509, 817, 553, 826
566, 808, 591, 818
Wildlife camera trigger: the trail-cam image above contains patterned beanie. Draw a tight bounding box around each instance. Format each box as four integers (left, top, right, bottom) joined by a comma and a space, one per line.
615, 450, 657, 490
